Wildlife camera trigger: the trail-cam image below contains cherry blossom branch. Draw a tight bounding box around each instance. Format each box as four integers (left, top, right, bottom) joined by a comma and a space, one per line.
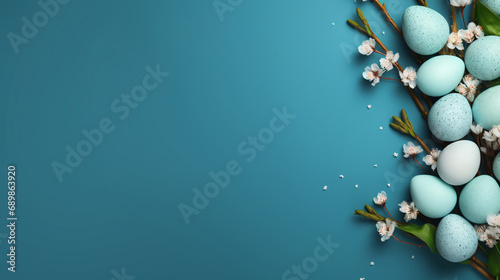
347, 9, 429, 120
472, 0, 477, 22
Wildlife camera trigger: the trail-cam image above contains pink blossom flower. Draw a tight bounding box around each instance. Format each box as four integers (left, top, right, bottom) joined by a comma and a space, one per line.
422, 148, 440, 171
456, 74, 480, 102
373, 191, 387, 205
376, 218, 397, 242
399, 67, 417, 89
450, 0, 472, 8
363, 64, 385, 86
398, 201, 419, 222
358, 38, 376, 56
447, 32, 464, 50
403, 141, 423, 158
379, 51, 399, 71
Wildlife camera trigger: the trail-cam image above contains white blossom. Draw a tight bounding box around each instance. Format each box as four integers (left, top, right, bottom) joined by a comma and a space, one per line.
422, 148, 440, 171
379, 51, 399, 71
376, 219, 397, 242
447, 32, 464, 50
403, 141, 423, 158
363, 63, 385, 86
399, 67, 417, 89
450, 0, 472, 8
373, 191, 387, 205
358, 38, 376, 56
398, 201, 419, 222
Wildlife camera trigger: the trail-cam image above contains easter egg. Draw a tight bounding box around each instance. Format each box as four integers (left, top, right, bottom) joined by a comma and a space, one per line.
428, 93, 472, 141
464, 36, 500, 81
417, 55, 465, 97
402, 6, 450, 55
410, 175, 457, 218
493, 153, 500, 181
482, 0, 500, 16
472, 85, 500, 130
435, 214, 478, 263
436, 140, 480, 186
459, 175, 500, 224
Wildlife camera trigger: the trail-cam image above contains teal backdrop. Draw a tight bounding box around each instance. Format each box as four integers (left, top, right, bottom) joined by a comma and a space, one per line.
0, 0, 479, 279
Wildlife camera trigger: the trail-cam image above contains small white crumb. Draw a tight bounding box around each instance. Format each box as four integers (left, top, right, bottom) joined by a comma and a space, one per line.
360, 278, 365, 280
393, 152, 399, 158
367, 104, 372, 109
411, 255, 415, 259
379, 126, 383, 130
387, 183, 391, 187
355, 184, 358, 189
323, 185, 327, 191
331, 22, 335, 26
382, 31, 386, 35
339, 175, 344, 179
374, 164, 378, 167
370, 261, 374, 266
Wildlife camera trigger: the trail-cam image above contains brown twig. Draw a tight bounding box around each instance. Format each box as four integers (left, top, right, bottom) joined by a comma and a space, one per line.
470, 258, 495, 280
472, 0, 477, 22
450, 5, 458, 33
413, 134, 432, 155
472, 255, 489, 271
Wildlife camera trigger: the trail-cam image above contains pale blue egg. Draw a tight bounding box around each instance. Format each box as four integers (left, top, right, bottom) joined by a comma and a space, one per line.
436, 214, 478, 263
417, 55, 465, 97
465, 36, 500, 81
428, 93, 472, 141
459, 175, 500, 224
402, 6, 449, 55
493, 153, 500, 181
410, 175, 457, 218
472, 85, 500, 130
482, 0, 500, 16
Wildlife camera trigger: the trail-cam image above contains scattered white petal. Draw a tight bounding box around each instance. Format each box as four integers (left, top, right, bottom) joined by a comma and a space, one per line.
374, 164, 378, 167
411, 255, 415, 259
379, 126, 383, 130
387, 183, 391, 187
339, 174, 344, 179
370, 261, 374, 266
360, 278, 365, 280
355, 184, 359, 189
323, 185, 327, 191
393, 152, 399, 157
367, 104, 372, 109
382, 31, 386, 35
331, 22, 335, 26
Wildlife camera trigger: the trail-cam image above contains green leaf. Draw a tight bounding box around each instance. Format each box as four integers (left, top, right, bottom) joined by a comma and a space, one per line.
389, 123, 408, 134
489, 245, 500, 276
475, 0, 500, 36
398, 223, 439, 254
347, 19, 369, 36
392, 116, 407, 129
486, 76, 500, 88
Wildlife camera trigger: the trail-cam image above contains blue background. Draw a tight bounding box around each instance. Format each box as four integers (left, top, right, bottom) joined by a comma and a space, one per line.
0, 0, 480, 279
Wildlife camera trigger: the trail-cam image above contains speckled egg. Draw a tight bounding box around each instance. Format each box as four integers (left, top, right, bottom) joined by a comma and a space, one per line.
402, 6, 449, 55
436, 214, 478, 263
482, 0, 500, 16
459, 175, 500, 224
465, 36, 500, 81
493, 153, 500, 181
428, 93, 472, 141
437, 140, 480, 186
472, 85, 500, 130
410, 175, 457, 218
417, 55, 465, 97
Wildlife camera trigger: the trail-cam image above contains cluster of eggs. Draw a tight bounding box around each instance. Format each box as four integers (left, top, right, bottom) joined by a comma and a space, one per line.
401, 5, 500, 263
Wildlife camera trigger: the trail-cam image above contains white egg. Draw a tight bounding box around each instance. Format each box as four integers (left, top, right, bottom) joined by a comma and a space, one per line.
437, 140, 480, 185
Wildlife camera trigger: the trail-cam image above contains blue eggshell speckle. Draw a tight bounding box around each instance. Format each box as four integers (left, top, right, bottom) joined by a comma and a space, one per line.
459, 175, 500, 224
482, 0, 500, 16
472, 85, 500, 130
417, 55, 465, 97
428, 93, 472, 141
435, 214, 478, 263
402, 6, 449, 55
465, 36, 500, 81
